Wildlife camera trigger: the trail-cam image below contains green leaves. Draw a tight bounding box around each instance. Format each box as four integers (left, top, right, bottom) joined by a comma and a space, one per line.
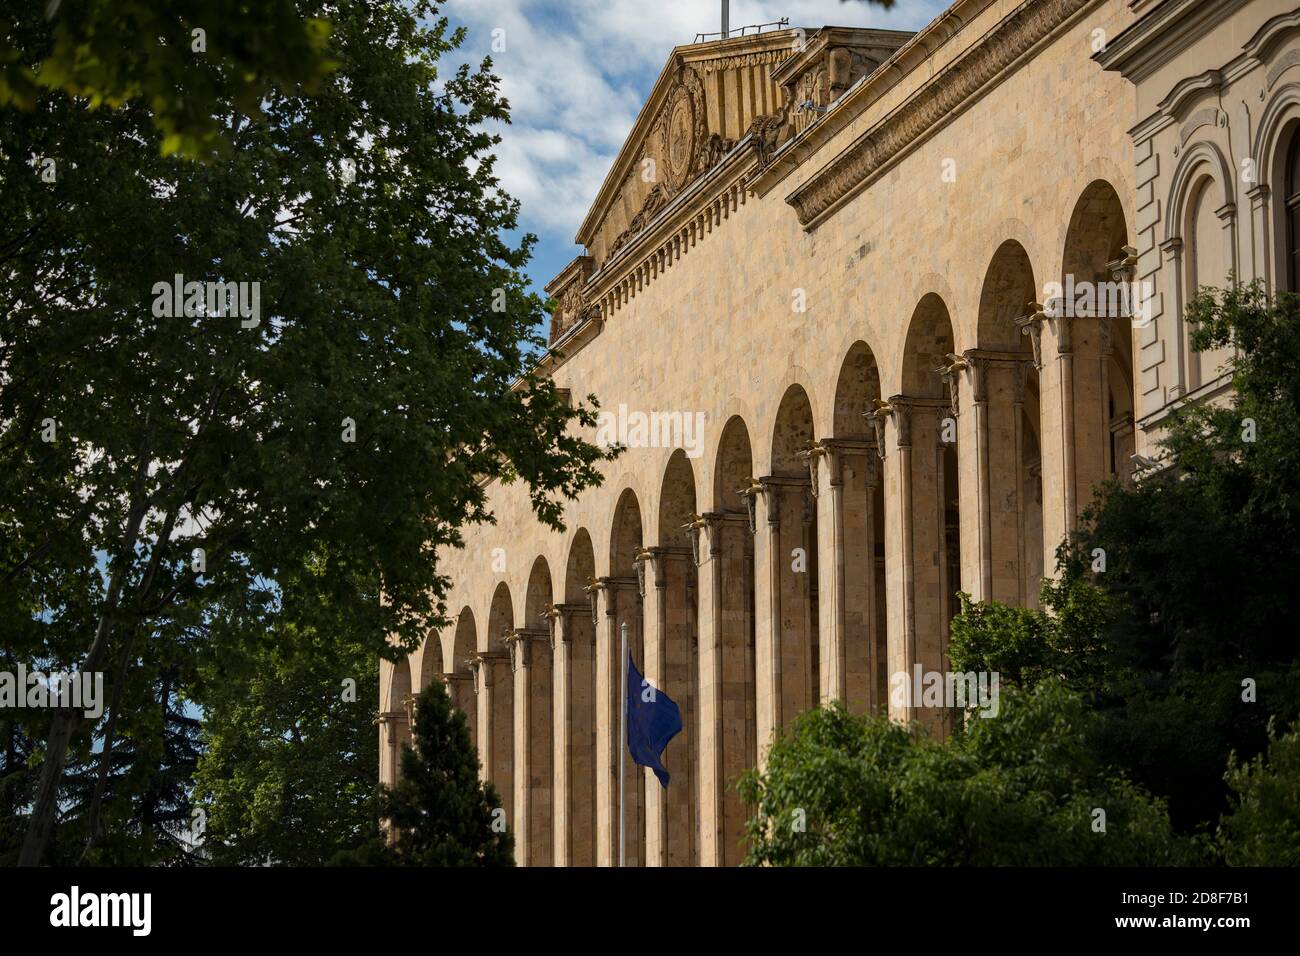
740, 684, 1196, 867
2, 1, 339, 159
2, 0, 613, 862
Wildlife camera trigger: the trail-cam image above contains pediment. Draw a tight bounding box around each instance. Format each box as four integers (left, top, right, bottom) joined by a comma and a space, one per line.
570, 27, 913, 275
574, 31, 805, 269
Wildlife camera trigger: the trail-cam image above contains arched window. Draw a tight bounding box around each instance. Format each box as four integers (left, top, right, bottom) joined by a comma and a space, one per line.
1288, 133, 1300, 291
1186, 174, 1230, 389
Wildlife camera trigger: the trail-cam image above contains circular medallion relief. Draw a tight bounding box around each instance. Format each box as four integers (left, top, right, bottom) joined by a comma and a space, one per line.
667, 94, 695, 184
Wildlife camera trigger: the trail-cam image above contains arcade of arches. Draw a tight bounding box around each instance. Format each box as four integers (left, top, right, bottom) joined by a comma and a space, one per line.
378, 0, 1300, 865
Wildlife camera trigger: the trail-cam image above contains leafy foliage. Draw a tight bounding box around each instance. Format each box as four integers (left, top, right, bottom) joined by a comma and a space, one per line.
1218, 719, 1300, 866
0, 0, 337, 158
191, 557, 381, 865
2, 0, 613, 864
739, 682, 1195, 866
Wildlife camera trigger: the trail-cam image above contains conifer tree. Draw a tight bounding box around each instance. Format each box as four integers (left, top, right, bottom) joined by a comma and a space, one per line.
362, 680, 513, 867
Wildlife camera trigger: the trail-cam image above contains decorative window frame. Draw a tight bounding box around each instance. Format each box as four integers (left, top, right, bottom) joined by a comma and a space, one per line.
1162, 140, 1237, 397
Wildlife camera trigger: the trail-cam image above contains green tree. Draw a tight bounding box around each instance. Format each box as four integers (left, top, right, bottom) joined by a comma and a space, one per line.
2, 0, 613, 865
191, 557, 382, 866
1218, 718, 1300, 866
1, 0, 337, 158
342, 680, 513, 867
738, 682, 1195, 867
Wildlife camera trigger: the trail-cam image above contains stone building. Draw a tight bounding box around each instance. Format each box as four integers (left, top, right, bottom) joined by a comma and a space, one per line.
378, 0, 1300, 866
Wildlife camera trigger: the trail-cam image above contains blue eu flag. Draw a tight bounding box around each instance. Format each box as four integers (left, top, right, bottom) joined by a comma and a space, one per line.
626, 652, 682, 789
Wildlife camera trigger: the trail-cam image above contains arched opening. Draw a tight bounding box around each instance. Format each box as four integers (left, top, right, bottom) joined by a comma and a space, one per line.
482, 581, 515, 827
449, 608, 478, 754
708, 416, 756, 866
1184, 173, 1232, 388
604, 495, 646, 866
557, 530, 597, 866
652, 450, 699, 865
830, 343, 888, 712
1058, 181, 1138, 540
889, 293, 961, 735
516, 556, 554, 866
975, 241, 1045, 608
381, 657, 413, 788
766, 384, 819, 731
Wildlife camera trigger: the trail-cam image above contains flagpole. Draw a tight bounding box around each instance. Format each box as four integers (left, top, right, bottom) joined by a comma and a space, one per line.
619, 620, 628, 868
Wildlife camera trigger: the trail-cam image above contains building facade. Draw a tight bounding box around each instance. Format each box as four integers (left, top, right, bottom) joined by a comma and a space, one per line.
378, 0, 1300, 866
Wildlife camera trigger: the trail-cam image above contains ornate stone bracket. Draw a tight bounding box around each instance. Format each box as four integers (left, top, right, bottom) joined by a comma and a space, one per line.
736, 476, 765, 534
933, 353, 970, 418
795, 439, 829, 498
865, 398, 896, 459
504, 627, 549, 672
1015, 302, 1048, 369
633, 547, 654, 598
468, 650, 509, 695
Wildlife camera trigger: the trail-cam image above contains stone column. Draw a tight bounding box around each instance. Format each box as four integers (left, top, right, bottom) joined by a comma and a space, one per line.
470, 650, 512, 825
750, 478, 778, 765
960, 352, 1037, 606
754, 475, 816, 747
1040, 307, 1095, 567
879, 397, 951, 732
813, 439, 877, 712
697, 510, 752, 866
444, 671, 477, 750
548, 604, 594, 866
594, 577, 644, 866
376, 708, 409, 788
1247, 184, 1272, 290
641, 545, 696, 866
507, 628, 551, 867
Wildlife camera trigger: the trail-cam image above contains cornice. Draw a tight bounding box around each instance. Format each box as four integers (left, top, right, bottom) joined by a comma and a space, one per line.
1094, 0, 1250, 81
750, 1, 992, 198
785, 0, 1100, 229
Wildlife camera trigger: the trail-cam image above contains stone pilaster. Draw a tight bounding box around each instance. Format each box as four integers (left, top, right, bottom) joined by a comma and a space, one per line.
548, 602, 595, 866
811, 438, 878, 713
879, 396, 952, 733
593, 577, 644, 866
470, 649, 513, 826
506, 627, 552, 867
640, 544, 696, 867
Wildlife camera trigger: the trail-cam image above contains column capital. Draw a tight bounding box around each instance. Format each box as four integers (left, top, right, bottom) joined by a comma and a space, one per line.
544, 603, 591, 647
886, 395, 947, 449
468, 650, 509, 691
817, 437, 878, 489
754, 474, 812, 531
504, 627, 549, 671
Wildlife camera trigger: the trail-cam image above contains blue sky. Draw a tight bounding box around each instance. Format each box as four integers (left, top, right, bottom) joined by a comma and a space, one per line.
441, 0, 950, 296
